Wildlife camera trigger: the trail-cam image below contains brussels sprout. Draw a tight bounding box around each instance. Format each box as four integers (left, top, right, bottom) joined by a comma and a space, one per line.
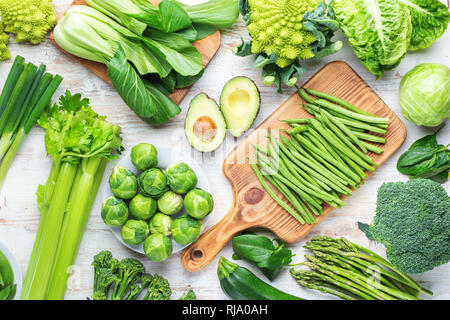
157, 191, 183, 215
171, 215, 203, 245
131, 143, 158, 171
101, 196, 129, 227
165, 163, 198, 194
149, 213, 173, 236
109, 166, 138, 199
129, 194, 157, 220
144, 233, 173, 262
184, 188, 214, 219
121, 219, 149, 245
138, 168, 167, 197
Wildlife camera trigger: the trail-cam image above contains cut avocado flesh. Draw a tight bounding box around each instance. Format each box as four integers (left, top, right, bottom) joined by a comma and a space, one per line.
185, 93, 226, 152
220, 76, 260, 137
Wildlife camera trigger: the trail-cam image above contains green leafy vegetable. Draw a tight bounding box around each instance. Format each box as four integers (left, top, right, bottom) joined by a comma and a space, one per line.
332, 0, 412, 78
397, 125, 449, 183
232, 233, 294, 280
176, 0, 240, 40
0, 249, 16, 300
399, 0, 450, 50
359, 179, 450, 274
107, 46, 181, 124
399, 63, 450, 127
21, 91, 123, 300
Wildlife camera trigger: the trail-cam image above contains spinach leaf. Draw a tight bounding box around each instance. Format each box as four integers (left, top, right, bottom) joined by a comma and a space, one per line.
107, 46, 181, 125
232, 233, 293, 281
397, 125, 449, 183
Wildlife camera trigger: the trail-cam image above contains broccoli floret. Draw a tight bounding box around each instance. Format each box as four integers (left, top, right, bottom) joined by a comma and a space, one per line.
0, 0, 57, 44
110, 258, 145, 300
91, 250, 119, 299
0, 22, 9, 61
179, 289, 197, 300
142, 274, 172, 300
361, 178, 450, 274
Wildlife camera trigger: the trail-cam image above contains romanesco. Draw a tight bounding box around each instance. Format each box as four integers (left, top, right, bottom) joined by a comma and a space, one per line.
0, 21, 9, 61
235, 0, 341, 92
246, 0, 319, 67
0, 0, 57, 44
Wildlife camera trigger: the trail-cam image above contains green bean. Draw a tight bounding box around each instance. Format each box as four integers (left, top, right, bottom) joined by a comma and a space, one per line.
320, 108, 368, 153
290, 132, 361, 185
297, 88, 389, 125
277, 147, 331, 191
287, 125, 308, 135
362, 142, 384, 154
304, 88, 380, 118
296, 133, 359, 187
249, 162, 305, 224
336, 149, 368, 179
266, 136, 344, 205
280, 137, 353, 195
307, 127, 347, 167
258, 160, 327, 210
309, 119, 375, 172
304, 103, 388, 133
318, 111, 376, 166
281, 118, 310, 124
352, 131, 386, 144
266, 174, 314, 224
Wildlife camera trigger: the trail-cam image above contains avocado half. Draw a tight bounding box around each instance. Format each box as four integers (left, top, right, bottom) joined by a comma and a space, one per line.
185, 93, 227, 152
220, 76, 260, 137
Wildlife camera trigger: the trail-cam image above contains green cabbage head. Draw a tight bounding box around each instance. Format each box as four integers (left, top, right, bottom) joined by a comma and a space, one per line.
400, 63, 450, 127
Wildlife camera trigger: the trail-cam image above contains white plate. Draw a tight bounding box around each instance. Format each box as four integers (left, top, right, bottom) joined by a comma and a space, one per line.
102, 145, 210, 256
0, 241, 22, 300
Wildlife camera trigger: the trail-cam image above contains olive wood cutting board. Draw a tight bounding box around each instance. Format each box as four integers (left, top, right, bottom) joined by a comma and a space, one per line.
181, 61, 407, 272
50, 0, 221, 104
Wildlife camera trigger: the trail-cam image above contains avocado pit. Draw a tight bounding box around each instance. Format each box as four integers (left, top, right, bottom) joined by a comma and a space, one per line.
193, 116, 217, 142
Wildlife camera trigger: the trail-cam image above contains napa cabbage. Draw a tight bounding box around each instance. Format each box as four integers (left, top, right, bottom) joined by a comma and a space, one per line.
399, 0, 450, 50
332, 0, 412, 78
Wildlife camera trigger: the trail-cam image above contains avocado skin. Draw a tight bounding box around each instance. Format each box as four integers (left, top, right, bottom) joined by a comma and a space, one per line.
184, 93, 227, 153
219, 76, 261, 138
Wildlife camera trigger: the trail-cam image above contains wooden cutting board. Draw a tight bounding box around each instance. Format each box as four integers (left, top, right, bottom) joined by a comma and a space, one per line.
50, 0, 221, 104
181, 61, 407, 272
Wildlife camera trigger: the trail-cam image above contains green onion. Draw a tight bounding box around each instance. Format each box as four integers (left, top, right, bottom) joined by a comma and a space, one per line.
0, 56, 63, 191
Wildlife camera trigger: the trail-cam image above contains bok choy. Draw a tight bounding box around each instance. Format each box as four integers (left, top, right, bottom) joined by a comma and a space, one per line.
53, 1, 239, 125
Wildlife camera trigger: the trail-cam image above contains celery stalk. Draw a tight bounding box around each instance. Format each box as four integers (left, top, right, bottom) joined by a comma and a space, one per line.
22, 162, 78, 300
21, 161, 61, 298
46, 156, 104, 299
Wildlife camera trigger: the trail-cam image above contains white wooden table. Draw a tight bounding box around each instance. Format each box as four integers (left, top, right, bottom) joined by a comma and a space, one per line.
0, 0, 448, 300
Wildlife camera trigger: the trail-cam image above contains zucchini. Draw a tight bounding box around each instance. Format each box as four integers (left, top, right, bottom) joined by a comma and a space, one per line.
217, 256, 303, 300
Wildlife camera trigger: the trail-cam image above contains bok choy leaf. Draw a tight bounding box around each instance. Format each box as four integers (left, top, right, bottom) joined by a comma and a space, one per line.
107, 46, 181, 124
